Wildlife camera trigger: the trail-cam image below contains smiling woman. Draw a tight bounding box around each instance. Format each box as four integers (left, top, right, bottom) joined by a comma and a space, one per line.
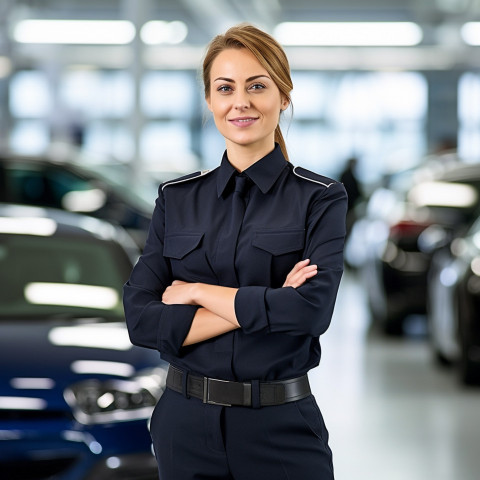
123, 23, 347, 480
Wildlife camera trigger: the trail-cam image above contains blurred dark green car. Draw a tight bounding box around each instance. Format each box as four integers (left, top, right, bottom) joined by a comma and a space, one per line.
0, 151, 156, 249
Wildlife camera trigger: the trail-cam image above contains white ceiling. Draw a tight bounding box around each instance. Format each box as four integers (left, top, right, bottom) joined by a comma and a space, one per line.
3, 0, 480, 70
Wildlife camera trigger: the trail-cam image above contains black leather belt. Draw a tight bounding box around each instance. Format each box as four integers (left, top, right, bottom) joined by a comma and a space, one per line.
166, 365, 311, 407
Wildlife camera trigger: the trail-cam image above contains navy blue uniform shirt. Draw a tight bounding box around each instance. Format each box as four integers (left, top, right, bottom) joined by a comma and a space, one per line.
123, 145, 347, 381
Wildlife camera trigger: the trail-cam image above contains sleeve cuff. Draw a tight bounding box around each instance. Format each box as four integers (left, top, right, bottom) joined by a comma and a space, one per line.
234, 286, 269, 334
157, 304, 198, 355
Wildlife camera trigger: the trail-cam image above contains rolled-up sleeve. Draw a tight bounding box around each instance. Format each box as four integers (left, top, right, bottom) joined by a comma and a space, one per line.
123, 187, 198, 356
235, 182, 347, 337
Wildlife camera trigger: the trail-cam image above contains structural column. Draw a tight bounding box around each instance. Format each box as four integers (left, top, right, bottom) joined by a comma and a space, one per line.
423, 70, 463, 153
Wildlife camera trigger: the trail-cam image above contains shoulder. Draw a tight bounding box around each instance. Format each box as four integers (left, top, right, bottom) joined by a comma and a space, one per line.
292, 166, 340, 189
291, 166, 347, 205
161, 169, 215, 192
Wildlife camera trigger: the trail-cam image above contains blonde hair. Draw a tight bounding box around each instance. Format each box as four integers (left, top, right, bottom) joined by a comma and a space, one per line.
203, 23, 293, 160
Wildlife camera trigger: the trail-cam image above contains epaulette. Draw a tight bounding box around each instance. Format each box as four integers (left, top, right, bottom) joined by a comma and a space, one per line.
161, 169, 213, 191
292, 166, 337, 188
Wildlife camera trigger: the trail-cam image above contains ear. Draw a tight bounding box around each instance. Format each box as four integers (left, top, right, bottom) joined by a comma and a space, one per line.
280, 96, 290, 111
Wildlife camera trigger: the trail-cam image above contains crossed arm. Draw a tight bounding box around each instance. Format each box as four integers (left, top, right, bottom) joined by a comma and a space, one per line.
162, 259, 317, 346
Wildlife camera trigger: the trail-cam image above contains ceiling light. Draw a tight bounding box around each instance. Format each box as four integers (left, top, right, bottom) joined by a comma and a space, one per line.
140, 20, 188, 45
461, 22, 480, 45
13, 20, 136, 45
274, 22, 423, 46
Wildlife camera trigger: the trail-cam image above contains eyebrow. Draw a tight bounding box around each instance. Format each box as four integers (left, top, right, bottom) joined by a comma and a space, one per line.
213, 74, 271, 83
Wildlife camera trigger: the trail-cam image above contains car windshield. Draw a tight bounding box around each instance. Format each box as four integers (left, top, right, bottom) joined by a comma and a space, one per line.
0, 234, 129, 320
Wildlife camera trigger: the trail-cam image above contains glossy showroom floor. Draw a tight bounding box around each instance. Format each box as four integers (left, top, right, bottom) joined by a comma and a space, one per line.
310, 272, 480, 480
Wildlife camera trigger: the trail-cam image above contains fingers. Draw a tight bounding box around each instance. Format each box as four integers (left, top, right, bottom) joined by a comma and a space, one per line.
162, 280, 189, 304
283, 259, 309, 283
290, 259, 310, 273
282, 259, 318, 288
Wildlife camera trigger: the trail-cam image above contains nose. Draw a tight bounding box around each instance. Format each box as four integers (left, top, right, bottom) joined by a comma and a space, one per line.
234, 90, 250, 110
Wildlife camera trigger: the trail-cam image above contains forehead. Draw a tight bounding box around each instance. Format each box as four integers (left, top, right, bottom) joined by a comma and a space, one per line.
210, 48, 268, 79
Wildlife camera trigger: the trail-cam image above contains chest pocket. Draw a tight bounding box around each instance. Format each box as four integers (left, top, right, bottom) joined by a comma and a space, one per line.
252, 228, 305, 287
164, 232, 216, 283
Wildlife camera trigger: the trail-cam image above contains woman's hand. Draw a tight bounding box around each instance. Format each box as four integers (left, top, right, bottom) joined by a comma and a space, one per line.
163, 258, 316, 304
282, 259, 317, 288
162, 281, 239, 327
162, 280, 198, 305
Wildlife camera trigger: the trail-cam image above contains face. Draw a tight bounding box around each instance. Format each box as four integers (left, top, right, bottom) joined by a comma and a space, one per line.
206, 48, 289, 156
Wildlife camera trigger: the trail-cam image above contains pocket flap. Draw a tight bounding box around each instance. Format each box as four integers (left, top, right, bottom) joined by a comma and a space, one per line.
252, 229, 305, 256
164, 233, 204, 259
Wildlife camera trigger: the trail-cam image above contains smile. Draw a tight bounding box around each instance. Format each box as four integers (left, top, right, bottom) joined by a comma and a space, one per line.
228, 117, 258, 127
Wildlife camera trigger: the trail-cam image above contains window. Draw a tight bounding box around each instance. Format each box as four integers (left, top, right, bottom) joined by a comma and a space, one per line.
141, 121, 196, 171
60, 70, 133, 118
10, 121, 50, 154
286, 71, 427, 183
9, 71, 52, 118
459, 72, 480, 162
141, 71, 197, 119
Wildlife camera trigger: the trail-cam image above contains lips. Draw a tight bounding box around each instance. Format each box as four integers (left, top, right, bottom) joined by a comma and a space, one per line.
228, 117, 258, 127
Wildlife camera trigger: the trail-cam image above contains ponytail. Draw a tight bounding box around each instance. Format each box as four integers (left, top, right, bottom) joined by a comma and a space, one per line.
275, 125, 289, 161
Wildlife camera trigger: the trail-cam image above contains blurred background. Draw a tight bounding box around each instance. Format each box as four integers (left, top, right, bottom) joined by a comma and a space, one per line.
1, 1, 480, 479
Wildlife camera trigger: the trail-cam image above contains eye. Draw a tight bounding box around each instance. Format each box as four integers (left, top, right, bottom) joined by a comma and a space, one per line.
217, 85, 233, 93
249, 83, 266, 91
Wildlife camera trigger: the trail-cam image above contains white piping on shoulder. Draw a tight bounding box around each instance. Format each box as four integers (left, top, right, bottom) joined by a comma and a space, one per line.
161, 170, 212, 191
293, 166, 335, 188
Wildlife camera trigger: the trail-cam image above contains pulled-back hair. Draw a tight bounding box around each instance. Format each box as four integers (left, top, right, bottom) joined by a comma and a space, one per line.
203, 24, 293, 160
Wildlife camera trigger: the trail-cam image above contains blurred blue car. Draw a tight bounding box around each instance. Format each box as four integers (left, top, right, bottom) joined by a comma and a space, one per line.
0, 204, 166, 480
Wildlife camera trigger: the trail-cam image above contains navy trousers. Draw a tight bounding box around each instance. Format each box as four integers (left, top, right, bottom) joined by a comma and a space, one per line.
150, 388, 334, 480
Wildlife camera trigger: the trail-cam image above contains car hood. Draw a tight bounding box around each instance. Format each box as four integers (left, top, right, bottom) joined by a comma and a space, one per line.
0, 319, 160, 409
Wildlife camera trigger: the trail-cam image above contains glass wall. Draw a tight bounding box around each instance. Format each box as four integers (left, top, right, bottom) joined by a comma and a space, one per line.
286, 71, 427, 183
8, 67, 429, 184
459, 72, 480, 162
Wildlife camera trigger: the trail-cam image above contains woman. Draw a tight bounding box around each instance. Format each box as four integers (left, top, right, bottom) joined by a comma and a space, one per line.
123, 23, 347, 480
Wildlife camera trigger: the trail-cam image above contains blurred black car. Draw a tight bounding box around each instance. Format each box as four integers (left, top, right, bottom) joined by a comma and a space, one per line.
352, 161, 480, 334
0, 150, 155, 249
0, 204, 166, 480
425, 216, 480, 385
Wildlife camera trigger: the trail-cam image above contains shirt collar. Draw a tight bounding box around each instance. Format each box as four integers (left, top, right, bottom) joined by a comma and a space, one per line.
216, 144, 288, 197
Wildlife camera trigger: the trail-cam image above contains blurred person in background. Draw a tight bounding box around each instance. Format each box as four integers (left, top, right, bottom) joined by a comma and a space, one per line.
339, 156, 362, 240
123, 23, 347, 480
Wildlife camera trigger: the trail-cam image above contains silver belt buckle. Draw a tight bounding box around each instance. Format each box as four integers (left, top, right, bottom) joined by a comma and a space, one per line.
202, 377, 232, 407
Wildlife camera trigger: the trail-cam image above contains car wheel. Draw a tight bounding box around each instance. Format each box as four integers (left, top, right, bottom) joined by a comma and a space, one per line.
433, 348, 453, 367
382, 302, 405, 336
368, 295, 404, 336
457, 287, 480, 385
383, 317, 404, 336
458, 296, 480, 385
458, 333, 480, 385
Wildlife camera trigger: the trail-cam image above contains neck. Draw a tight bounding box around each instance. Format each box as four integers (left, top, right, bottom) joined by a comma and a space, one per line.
225, 141, 275, 172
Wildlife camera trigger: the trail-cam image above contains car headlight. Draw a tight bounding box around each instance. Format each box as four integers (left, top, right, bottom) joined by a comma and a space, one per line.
64, 366, 167, 425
